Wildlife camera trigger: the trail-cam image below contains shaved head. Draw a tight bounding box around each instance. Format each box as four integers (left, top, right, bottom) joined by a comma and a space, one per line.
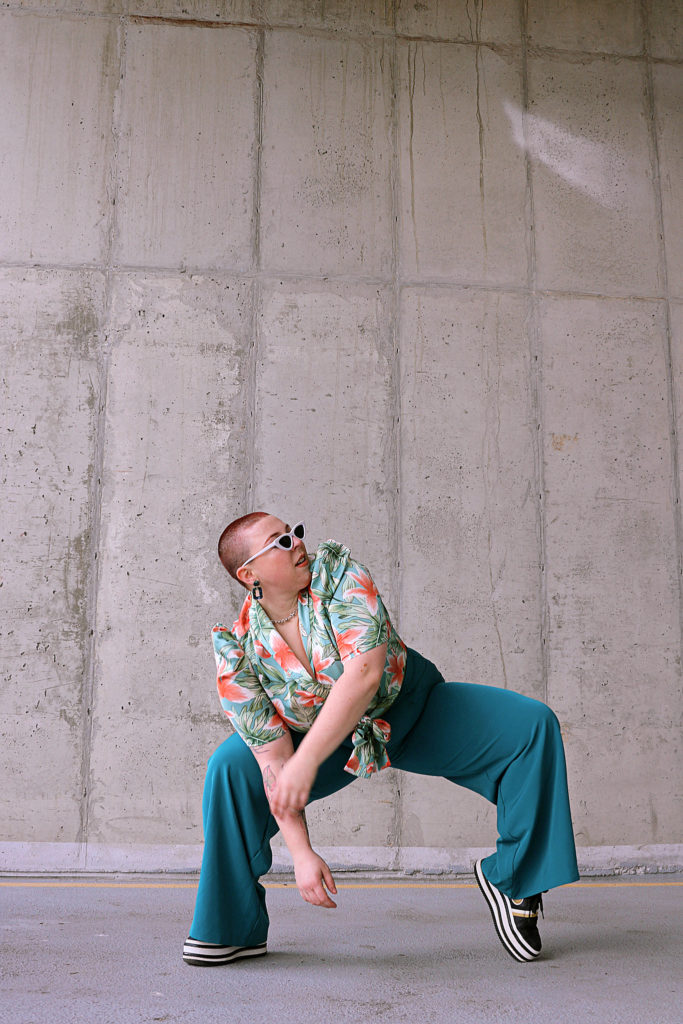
218, 511, 270, 586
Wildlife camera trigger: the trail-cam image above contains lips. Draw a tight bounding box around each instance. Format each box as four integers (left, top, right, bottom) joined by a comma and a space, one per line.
295, 552, 308, 567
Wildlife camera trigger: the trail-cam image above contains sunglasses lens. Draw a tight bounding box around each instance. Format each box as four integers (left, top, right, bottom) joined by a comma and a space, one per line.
279, 534, 293, 549
293, 523, 305, 539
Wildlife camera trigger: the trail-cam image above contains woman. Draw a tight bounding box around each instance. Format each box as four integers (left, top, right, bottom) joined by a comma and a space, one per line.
183, 512, 579, 967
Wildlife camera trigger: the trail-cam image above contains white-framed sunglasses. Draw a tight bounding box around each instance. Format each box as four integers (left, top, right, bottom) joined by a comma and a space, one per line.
239, 522, 306, 569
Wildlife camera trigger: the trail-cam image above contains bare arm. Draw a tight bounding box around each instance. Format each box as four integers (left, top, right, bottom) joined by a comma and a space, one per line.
254, 733, 311, 856
269, 642, 387, 817
253, 733, 338, 908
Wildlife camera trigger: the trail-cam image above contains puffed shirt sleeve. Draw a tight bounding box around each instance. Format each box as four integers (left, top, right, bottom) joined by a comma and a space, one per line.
212, 624, 289, 747
326, 556, 390, 662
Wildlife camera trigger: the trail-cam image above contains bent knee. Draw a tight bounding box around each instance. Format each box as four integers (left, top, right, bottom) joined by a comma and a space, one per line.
207, 732, 259, 778
526, 698, 562, 738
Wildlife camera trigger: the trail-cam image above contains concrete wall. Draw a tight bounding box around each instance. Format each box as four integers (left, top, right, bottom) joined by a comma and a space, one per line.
1, 0, 681, 874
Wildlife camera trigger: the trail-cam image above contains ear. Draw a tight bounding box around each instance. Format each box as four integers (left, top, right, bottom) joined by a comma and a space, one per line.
236, 565, 254, 589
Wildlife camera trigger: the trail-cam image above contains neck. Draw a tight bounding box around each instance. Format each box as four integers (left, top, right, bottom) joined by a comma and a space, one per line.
259, 590, 300, 622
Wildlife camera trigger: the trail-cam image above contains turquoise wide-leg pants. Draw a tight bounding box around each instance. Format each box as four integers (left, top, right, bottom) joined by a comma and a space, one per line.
189, 648, 579, 946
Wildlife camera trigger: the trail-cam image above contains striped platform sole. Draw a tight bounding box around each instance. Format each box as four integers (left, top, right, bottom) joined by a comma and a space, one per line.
183, 938, 267, 967
474, 859, 542, 963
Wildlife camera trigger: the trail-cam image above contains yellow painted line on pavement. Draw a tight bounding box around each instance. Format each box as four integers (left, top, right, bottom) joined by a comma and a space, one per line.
0, 880, 681, 889
0, 881, 199, 888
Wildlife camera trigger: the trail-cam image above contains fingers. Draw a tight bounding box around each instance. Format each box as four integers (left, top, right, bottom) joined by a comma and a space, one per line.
271, 784, 309, 817
272, 794, 299, 818
298, 865, 338, 909
271, 795, 293, 817
301, 884, 337, 909
321, 863, 337, 896
270, 756, 315, 816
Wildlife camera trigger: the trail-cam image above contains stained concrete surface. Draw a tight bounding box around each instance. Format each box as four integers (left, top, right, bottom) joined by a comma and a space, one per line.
1, 0, 682, 873
1, 873, 682, 1024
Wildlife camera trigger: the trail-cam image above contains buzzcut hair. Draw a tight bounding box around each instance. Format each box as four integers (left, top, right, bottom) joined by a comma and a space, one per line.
218, 511, 271, 587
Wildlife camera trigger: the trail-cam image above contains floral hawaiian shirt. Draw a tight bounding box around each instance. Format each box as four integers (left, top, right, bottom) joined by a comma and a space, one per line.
212, 539, 408, 778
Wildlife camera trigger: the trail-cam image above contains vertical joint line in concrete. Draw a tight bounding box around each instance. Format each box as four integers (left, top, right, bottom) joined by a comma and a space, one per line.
641, 0, 683, 667
388, 24, 403, 867
243, 28, 265, 512
389, 30, 402, 626
78, 15, 127, 851
244, 279, 261, 512
520, 0, 550, 704
253, 27, 265, 272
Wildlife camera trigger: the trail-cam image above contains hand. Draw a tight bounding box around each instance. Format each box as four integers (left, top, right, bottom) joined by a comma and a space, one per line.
270, 751, 316, 817
293, 850, 338, 909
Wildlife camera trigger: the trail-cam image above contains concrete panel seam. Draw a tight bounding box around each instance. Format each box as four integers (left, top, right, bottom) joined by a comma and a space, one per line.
252, 28, 264, 270
5, 4, 682, 63
77, 15, 126, 846
244, 280, 260, 513
2, 842, 682, 875
1, 7, 119, 26
3, 6, 682, 66
473, 39, 487, 268
388, 30, 402, 867
520, 0, 549, 703
387, 0, 397, 35
524, 45, 648, 66
243, 28, 264, 514
128, 16, 261, 32
0, 259, 676, 305
641, 0, 683, 671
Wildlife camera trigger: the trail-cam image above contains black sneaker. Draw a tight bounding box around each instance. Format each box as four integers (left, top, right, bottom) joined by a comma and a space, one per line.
182, 937, 267, 967
474, 859, 545, 962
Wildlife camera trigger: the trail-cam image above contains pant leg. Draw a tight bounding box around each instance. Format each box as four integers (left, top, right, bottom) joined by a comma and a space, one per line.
188, 647, 495, 943
189, 732, 276, 946
391, 679, 580, 899
189, 730, 358, 946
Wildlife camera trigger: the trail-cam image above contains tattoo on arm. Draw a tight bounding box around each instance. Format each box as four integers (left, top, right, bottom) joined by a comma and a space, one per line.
262, 764, 309, 838
263, 764, 277, 798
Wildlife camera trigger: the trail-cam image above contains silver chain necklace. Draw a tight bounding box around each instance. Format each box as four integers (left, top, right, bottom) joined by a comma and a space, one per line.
270, 605, 298, 624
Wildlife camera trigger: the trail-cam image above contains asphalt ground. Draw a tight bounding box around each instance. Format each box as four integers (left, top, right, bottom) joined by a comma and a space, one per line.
1, 873, 682, 1024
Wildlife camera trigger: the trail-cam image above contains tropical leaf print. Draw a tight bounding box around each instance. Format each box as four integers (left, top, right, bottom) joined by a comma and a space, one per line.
234, 703, 288, 745
386, 646, 407, 695
218, 677, 258, 705
213, 629, 287, 742
293, 688, 325, 709
344, 566, 380, 615
333, 625, 367, 661
211, 539, 408, 774
311, 649, 337, 685
233, 601, 251, 639
270, 631, 308, 675
271, 695, 306, 731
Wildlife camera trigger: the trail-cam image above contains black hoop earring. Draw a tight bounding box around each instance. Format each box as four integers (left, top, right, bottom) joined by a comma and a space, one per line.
252, 580, 263, 600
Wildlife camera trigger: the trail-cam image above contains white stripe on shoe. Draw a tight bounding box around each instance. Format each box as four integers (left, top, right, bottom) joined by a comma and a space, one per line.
474, 860, 540, 962
182, 938, 267, 966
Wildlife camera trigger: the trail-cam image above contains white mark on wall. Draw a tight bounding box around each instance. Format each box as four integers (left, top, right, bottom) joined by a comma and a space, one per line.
504, 99, 627, 211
